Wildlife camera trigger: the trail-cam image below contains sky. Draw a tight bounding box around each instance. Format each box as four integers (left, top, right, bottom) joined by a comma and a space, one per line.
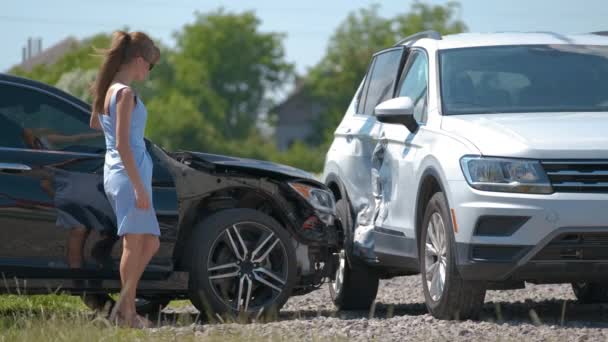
2, 0, 608, 74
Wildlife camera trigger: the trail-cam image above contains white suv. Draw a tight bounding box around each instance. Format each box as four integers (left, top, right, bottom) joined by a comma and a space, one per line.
322, 31, 608, 320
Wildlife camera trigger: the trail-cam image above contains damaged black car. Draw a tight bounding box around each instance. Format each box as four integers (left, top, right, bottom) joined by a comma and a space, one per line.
0, 74, 340, 317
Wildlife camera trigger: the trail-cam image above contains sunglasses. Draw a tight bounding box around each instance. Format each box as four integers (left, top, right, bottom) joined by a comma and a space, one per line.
141, 56, 155, 71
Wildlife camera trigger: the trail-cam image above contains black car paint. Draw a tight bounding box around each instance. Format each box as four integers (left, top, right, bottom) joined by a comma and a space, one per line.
0, 74, 338, 296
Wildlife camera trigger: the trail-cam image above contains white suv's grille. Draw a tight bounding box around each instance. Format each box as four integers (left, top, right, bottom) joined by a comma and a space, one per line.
541, 160, 608, 193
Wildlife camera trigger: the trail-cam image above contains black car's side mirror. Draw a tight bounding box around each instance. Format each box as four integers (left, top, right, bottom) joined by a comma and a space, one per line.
374, 97, 419, 132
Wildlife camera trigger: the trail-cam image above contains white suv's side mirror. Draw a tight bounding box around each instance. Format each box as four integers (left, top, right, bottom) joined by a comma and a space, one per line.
374, 97, 419, 132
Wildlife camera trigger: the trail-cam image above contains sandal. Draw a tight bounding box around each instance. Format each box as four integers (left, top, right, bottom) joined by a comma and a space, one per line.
111, 312, 134, 328
131, 314, 154, 329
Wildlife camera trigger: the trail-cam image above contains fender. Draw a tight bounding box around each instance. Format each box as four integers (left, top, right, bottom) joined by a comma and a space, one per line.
415, 166, 464, 265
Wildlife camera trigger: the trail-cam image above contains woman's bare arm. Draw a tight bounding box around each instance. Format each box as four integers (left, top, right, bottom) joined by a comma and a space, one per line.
90, 113, 102, 130
114, 87, 149, 209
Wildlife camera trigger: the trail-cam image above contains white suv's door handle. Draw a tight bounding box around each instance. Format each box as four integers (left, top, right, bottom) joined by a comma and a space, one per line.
0, 163, 32, 172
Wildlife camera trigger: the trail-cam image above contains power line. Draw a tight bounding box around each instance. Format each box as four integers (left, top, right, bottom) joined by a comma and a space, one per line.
0, 15, 176, 31
0, 15, 330, 35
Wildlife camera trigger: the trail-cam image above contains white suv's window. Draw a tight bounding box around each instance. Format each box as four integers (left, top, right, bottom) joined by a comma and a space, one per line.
361, 49, 404, 115
396, 51, 429, 122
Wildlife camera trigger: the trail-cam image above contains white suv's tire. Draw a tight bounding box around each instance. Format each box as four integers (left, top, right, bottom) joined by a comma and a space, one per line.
329, 199, 379, 310
420, 192, 486, 320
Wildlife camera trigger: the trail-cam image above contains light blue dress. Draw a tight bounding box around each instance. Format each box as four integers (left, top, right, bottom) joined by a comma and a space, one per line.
99, 83, 160, 237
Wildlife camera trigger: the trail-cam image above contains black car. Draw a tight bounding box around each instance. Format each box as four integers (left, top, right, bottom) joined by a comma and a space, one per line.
0, 73, 340, 317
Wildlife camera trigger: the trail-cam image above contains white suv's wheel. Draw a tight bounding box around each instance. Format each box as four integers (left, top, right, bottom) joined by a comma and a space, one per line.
329, 199, 379, 310
424, 211, 448, 302
420, 192, 486, 320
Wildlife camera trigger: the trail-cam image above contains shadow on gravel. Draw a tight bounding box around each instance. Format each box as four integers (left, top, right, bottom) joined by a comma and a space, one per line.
278, 302, 428, 321
155, 300, 608, 328
480, 299, 608, 328
155, 302, 429, 326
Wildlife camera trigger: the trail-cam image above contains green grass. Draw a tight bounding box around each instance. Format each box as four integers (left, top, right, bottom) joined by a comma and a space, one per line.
0, 294, 196, 341
0, 294, 346, 341
166, 299, 193, 309
0, 294, 86, 314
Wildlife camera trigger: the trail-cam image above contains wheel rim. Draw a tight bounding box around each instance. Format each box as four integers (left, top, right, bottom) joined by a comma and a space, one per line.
424, 212, 448, 302
331, 250, 346, 296
207, 222, 289, 313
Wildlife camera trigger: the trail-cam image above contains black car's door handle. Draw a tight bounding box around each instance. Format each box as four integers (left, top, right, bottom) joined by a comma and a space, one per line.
0, 163, 32, 172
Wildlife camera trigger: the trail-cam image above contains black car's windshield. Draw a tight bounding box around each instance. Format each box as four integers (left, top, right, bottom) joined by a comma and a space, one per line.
439, 45, 608, 115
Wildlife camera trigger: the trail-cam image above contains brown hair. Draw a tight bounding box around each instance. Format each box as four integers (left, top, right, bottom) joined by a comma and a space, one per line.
90, 31, 160, 116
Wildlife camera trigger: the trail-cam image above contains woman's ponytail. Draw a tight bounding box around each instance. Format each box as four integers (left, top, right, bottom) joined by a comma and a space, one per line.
90, 31, 131, 116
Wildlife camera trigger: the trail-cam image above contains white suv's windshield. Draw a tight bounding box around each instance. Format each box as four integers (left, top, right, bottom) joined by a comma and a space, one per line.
440, 44, 608, 115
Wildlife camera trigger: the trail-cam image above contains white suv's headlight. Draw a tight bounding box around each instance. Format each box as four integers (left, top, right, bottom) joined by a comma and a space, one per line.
289, 182, 336, 213
460, 156, 553, 194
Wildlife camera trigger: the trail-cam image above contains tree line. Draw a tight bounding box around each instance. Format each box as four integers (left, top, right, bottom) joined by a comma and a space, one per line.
11, 2, 466, 172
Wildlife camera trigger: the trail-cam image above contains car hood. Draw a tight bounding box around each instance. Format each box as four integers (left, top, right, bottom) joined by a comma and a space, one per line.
441, 112, 608, 159
178, 151, 318, 181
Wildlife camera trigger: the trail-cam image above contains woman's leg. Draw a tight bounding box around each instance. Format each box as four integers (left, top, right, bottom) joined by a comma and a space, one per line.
111, 233, 160, 326
116, 233, 145, 320
137, 235, 160, 274
132, 235, 160, 317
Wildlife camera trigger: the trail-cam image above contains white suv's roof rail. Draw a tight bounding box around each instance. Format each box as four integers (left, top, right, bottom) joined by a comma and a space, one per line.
591, 31, 608, 36
394, 30, 442, 46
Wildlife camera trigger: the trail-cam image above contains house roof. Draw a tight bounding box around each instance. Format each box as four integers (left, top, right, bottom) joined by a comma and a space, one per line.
273, 77, 308, 114
12, 37, 79, 72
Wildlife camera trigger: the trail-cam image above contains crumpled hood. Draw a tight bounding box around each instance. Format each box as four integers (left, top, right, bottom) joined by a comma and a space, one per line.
441, 112, 608, 159
182, 151, 317, 181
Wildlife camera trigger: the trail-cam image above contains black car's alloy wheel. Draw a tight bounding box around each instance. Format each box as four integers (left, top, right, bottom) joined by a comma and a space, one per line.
188, 208, 297, 318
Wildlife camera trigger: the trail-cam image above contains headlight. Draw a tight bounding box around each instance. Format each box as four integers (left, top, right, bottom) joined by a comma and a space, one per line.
288, 182, 336, 213
460, 156, 553, 194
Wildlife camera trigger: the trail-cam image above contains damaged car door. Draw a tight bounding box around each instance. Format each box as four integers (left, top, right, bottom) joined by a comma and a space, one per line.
371, 49, 429, 263
328, 46, 410, 310
349, 47, 412, 262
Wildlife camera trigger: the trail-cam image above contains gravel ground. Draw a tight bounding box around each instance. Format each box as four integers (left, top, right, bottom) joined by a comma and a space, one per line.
160, 276, 608, 341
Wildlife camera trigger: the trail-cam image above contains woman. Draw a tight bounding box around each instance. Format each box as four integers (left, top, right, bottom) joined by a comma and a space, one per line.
90, 31, 161, 328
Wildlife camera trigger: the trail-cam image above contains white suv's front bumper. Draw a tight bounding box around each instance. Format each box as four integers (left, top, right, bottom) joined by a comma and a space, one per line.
447, 180, 608, 282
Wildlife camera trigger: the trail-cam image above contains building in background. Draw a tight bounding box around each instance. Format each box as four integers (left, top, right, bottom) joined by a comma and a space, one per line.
13, 37, 78, 72
22, 37, 43, 63
273, 78, 323, 151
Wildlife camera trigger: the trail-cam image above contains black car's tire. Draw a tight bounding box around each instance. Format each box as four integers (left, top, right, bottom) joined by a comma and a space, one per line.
329, 199, 379, 310
572, 282, 608, 303
188, 208, 297, 319
420, 192, 486, 320
82, 293, 170, 318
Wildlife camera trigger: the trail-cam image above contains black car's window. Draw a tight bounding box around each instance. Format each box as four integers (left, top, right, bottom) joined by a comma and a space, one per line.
396, 50, 429, 122
440, 45, 608, 114
362, 49, 404, 115
0, 83, 105, 152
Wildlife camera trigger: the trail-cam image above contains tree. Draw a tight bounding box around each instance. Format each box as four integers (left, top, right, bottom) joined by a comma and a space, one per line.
55, 69, 98, 103
145, 90, 216, 151
306, 1, 467, 145
172, 9, 294, 140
